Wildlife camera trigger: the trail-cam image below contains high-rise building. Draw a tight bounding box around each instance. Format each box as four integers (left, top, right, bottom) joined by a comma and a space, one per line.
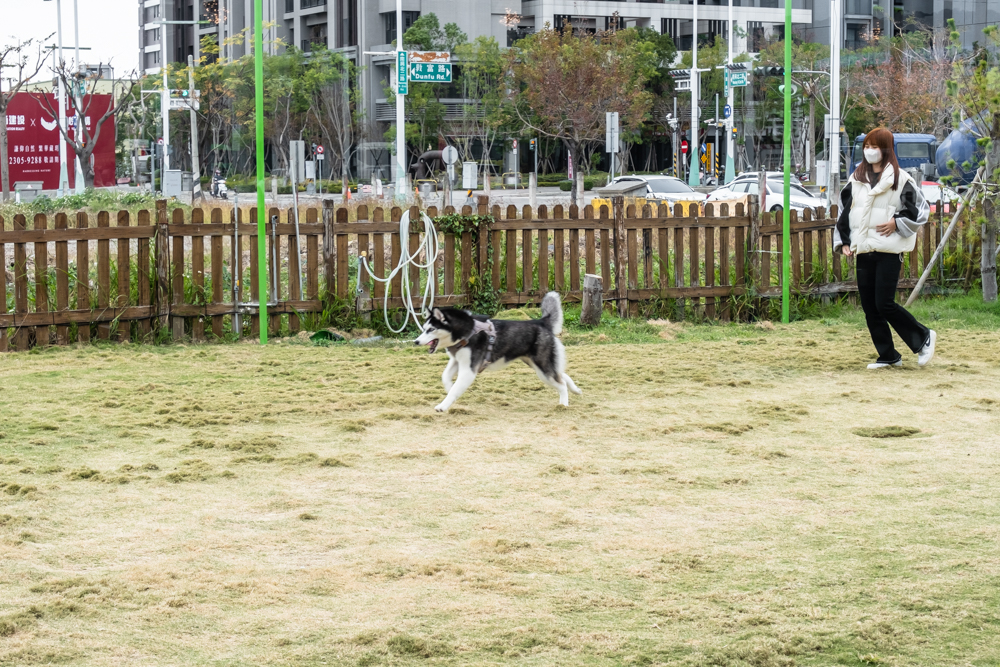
138, 0, 818, 177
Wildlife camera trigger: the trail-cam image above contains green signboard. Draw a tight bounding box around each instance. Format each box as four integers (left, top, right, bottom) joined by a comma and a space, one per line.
397, 51, 408, 95
409, 62, 453, 83
730, 71, 748, 87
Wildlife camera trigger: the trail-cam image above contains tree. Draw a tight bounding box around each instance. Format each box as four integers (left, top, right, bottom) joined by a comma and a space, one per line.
759, 40, 831, 181
506, 25, 656, 205
843, 31, 954, 138
454, 36, 505, 174
945, 20, 1000, 302
36, 62, 137, 189
0, 36, 48, 201
305, 47, 361, 189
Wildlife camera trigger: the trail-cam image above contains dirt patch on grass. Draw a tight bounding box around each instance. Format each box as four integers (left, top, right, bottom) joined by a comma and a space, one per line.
852, 426, 922, 438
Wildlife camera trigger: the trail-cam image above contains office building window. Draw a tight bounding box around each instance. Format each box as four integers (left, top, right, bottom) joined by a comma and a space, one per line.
302, 0, 326, 8
747, 21, 765, 52
286, 0, 294, 12
383, 11, 419, 44
144, 28, 160, 44
662, 18, 679, 40
143, 5, 160, 23
303, 23, 327, 51
144, 51, 160, 69
554, 14, 573, 31
844, 0, 872, 14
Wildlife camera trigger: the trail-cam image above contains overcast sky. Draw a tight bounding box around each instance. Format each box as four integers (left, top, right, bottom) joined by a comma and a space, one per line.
2, 0, 137, 85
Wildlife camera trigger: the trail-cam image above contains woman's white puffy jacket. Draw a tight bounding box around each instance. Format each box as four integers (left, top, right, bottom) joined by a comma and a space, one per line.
833, 166, 929, 255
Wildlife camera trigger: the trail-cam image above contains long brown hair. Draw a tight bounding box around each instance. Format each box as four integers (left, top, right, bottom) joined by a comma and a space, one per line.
853, 127, 900, 190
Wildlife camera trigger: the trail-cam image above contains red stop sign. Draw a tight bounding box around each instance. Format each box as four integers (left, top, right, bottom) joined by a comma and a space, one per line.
681, 140, 689, 155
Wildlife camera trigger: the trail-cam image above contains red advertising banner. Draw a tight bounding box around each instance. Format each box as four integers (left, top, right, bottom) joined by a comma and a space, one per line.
4, 92, 116, 190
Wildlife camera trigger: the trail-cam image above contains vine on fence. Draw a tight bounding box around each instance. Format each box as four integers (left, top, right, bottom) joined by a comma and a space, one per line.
433, 213, 502, 316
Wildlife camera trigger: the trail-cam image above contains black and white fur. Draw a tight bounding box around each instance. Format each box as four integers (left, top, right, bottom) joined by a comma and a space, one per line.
415, 292, 582, 412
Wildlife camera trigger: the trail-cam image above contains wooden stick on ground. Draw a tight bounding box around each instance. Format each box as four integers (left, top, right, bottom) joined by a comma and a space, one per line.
905, 167, 983, 308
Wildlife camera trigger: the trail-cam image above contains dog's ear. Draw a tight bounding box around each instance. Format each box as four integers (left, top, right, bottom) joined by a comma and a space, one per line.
432, 308, 446, 323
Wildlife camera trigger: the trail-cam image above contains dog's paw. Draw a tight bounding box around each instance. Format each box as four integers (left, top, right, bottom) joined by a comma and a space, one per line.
434, 404, 449, 413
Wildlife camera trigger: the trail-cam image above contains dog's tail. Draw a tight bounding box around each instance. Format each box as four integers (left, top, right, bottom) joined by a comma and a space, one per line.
541, 291, 563, 335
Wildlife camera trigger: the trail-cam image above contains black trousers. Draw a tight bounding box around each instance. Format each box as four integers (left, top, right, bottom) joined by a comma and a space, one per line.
856, 252, 930, 363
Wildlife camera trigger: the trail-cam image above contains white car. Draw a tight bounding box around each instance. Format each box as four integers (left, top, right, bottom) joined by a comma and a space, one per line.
708, 177, 825, 213
610, 175, 707, 204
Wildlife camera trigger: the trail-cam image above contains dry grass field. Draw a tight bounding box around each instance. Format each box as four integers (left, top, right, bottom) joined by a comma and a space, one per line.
2, 300, 1000, 666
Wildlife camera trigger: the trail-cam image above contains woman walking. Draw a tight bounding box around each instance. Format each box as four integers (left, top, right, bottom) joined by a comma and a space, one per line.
834, 127, 936, 369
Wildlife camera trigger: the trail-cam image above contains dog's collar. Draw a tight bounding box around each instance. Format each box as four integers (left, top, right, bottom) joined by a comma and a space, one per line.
447, 320, 497, 371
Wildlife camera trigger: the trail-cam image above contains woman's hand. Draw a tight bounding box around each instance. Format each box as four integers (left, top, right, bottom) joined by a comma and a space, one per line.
877, 217, 897, 237
842, 246, 853, 257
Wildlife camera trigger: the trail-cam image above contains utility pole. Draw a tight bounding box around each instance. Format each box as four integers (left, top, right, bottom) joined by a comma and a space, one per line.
724, 0, 736, 184
673, 96, 679, 179
714, 93, 720, 183
188, 55, 202, 201
395, 0, 407, 201
829, 0, 842, 209
688, 0, 700, 187
71, 0, 84, 193
161, 18, 170, 173
53, 0, 69, 197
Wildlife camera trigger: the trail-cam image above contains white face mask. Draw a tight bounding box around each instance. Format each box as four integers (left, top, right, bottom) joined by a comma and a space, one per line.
864, 148, 882, 164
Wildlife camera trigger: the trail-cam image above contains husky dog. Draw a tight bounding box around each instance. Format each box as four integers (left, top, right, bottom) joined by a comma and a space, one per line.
415, 292, 582, 412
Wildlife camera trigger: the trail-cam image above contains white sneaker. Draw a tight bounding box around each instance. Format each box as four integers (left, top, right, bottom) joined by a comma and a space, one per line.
918, 330, 937, 367
867, 360, 903, 369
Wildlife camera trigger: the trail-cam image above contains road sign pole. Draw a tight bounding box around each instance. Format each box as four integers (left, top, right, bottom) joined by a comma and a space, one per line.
395, 0, 406, 201
254, 0, 268, 344
782, 0, 792, 324
725, 0, 736, 184
829, 0, 842, 209
188, 56, 202, 201
688, 0, 700, 187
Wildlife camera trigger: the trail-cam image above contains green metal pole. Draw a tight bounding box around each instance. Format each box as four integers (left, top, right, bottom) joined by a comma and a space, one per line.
781, 0, 792, 324
254, 0, 268, 344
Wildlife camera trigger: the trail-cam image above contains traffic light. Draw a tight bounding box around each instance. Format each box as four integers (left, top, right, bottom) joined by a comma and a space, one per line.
727, 63, 749, 72
529, 138, 536, 151
170, 89, 191, 98
753, 66, 784, 77
668, 69, 691, 79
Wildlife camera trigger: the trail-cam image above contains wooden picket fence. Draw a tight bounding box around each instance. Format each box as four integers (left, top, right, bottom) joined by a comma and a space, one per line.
0, 197, 956, 352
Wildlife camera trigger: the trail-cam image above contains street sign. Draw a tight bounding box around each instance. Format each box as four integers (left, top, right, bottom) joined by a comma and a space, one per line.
168, 98, 199, 111
409, 62, 452, 83
680, 139, 688, 155
730, 71, 748, 87
441, 145, 458, 165
410, 51, 450, 63
675, 79, 691, 92
723, 104, 732, 119
396, 51, 408, 95
605, 111, 620, 154
316, 145, 325, 161
512, 139, 517, 150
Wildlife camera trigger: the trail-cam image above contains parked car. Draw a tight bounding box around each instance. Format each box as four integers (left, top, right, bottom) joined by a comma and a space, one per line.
609, 175, 707, 204
707, 177, 826, 213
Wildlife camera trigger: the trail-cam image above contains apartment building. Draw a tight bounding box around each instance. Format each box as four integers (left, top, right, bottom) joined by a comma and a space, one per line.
138, 0, 818, 178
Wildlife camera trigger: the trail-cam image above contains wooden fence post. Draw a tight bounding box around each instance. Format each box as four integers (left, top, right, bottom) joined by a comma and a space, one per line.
612, 195, 627, 318
581, 274, 603, 326
155, 200, 170, 334
747, 195, 761, 294
322, 200, 336, 298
